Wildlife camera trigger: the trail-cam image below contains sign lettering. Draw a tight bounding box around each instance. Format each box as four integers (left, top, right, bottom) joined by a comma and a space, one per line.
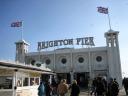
38, 37, 95, 50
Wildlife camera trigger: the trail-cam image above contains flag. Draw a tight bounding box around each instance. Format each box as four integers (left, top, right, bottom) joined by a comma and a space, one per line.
11, 21, 22, 27
97, 7, 108, 14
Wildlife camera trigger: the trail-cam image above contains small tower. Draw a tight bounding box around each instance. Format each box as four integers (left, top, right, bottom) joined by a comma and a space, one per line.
105, 29, 122, 87
15, 40, 29, 64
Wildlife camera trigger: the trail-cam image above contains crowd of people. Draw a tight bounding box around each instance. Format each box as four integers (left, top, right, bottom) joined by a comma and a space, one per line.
38, 78, 80, 96
37, 76, 128, 96
90, 77, 119, 96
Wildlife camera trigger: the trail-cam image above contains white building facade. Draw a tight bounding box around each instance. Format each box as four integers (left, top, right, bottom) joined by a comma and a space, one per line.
15, 30, 122, 88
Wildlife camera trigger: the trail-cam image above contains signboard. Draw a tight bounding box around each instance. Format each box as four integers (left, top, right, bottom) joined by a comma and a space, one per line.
38, 37, 95, 50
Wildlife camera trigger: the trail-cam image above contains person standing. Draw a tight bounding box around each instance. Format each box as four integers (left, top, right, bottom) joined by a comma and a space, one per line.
38, 81, 45, 96
57, 79, 69, 96
45, 81, 52, 96
70, 80, 80, 96
102, 78, 107, 96
107, 78, 113, 96
95, 77, 105, 96
51, 77, 58, 96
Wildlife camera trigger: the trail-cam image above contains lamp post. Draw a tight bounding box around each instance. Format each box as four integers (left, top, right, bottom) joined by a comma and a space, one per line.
88, 45, 93, 96
70, 48, 74, 83
88, 45, 92, 79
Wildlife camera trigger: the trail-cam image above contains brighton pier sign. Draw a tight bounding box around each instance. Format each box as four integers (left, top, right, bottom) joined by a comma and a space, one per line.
38, 37, 95, 50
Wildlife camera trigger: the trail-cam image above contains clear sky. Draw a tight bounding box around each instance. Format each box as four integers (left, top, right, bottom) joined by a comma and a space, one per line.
0, 0, 128, 77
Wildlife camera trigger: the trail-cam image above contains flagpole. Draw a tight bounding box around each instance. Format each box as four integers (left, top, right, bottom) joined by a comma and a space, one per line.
107, 9, 112, 30
21, 21, 23, 40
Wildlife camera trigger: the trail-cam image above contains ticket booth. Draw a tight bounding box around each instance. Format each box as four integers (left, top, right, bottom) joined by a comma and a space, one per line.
0, 61, 53, 96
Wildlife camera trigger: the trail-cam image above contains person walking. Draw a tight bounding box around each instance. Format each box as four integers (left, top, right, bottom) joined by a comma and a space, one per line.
90, 78, 97, 96
38, 81, 45, 96
122, 77, 128, 95
110, 78, 119, 96
70, 80, 80, 96
57, 79, 69, 96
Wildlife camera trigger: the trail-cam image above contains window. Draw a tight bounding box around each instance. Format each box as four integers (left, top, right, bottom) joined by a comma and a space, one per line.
30, 78, 34, 86
30, 77, 39, 86
23, 78, 29, 86
61, 58, 67, 64
45, 59, 51, 65
17, 77, 22, 87
96, 56, 102, 62
35, 78, 39, 85
78, 57, 84, 63
0, 76, 13, 89
36, 62, 41, 67
31, 60, 36, 65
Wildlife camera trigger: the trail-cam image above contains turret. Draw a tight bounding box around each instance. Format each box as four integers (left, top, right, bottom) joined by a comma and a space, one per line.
105, 29, 122, 87
15, 40, 29, 63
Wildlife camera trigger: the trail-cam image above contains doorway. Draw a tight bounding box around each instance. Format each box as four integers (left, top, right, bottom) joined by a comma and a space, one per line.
57, 73, 70, 84
76, 72, 89, 88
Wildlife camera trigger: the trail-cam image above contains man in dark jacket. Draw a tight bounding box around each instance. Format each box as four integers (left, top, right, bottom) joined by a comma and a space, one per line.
95, 77, 105, 96
122, 77, 128, 95
70, 80, 80, 96
110, 79, 119, 96
45, 81, 52, 96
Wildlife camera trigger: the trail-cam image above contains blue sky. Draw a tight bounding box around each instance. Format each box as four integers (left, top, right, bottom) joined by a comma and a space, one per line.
0, 0, 128, 76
